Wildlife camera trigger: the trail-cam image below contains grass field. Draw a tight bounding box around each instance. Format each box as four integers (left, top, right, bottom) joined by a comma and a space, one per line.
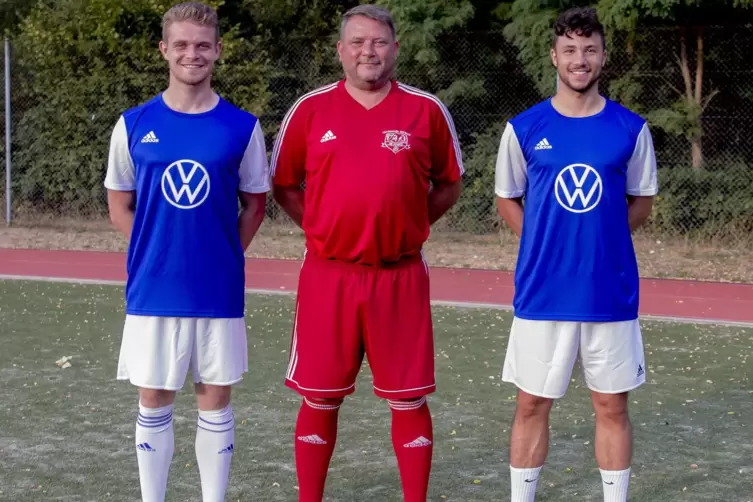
1, 279, 752, 501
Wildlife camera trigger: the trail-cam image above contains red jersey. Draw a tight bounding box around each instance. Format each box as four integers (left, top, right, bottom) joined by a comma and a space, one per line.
271, 79, 464, 266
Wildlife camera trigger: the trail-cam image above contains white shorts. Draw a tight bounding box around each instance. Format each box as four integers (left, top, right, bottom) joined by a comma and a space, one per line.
501, 317, 646, 399
116, 315, 248, 391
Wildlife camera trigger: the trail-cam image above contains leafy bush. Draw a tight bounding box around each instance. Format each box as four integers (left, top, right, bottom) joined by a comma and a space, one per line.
11, 0, 271, 218
443, 121, 753, 241
651, 163, 753, 239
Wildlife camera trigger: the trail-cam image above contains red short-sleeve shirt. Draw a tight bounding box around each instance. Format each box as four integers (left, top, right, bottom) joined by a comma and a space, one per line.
271, 80, 464, 266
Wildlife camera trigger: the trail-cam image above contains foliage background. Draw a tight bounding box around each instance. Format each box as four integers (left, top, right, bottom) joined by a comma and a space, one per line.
2, 0, 753, 243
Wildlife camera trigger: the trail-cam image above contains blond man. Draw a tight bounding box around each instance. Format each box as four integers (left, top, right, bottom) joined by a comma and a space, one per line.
104, 2, 269, 500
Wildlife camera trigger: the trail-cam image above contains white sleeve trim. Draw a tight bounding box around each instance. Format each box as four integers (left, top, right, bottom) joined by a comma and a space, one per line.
396, 82, 465, 175
104, 116, 136, 191
626, 122, 659, 196
270, 82, 338, 177
494, 122, 528, 198
239, 120, 271, 194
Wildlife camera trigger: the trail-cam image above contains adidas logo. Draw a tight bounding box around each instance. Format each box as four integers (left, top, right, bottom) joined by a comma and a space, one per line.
637, 364, 644, 377
403, 436, 432, 448
136, 442, 155, 452
297, 434, 327, 445
534, 138, 552, 150
218, 444, 234, 454
320, 130, 336, 143
141, 131, 159, 143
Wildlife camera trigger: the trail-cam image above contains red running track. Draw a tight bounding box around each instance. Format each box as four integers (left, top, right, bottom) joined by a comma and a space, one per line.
1, 248, 752, 324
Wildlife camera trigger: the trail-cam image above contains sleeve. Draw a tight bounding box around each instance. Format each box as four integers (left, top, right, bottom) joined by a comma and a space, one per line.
429, 100, 464, 184
104, 115, 136, 191
625, 122, 659, 196
239, 120, 271, 193
270, 99, 308, 188
494, 122, 528, 198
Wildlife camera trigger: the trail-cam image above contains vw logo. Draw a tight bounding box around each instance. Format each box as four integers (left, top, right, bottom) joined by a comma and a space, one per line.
554, 163, 603, 213
161, 159, 211, 210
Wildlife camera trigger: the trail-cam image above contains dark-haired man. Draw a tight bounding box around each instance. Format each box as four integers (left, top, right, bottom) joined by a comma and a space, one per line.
494, 7, 657, 502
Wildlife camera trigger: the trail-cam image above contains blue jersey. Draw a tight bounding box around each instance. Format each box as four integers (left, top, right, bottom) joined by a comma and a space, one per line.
495, 98, 658, 322
104, 94, 270, 318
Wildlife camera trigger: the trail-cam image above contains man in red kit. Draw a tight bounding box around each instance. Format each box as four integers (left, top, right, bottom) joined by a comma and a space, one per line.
270, 4, 464, 501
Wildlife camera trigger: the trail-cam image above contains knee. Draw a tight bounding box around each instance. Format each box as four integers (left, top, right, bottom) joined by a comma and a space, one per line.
195, 384, 232, 411
138, 388, 176, 408
514, 391, 553, 420
592, 392, 629, 423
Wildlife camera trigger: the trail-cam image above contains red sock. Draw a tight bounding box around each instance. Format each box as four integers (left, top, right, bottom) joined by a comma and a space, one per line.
294, 398, 341, 502
389, 397, 434, 502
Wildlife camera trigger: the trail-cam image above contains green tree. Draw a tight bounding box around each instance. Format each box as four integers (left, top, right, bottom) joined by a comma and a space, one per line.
0, 0, 38, 35
600, 0, 753, 169
501, 0, 753, 169
12, 0, 272, 216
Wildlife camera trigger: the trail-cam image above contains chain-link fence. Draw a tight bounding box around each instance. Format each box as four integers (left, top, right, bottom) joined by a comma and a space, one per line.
1, 26, 752, 268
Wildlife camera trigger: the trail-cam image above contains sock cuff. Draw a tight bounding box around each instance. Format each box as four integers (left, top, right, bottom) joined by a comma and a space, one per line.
198, 406, 234, 432
138, 403, 173, 417
599, 467, 631, 475
137, 404, 173, 431
198, 405, 233, 419
388, 396, 427, 411
304, 398, 342, 411
510, 465, 543, 476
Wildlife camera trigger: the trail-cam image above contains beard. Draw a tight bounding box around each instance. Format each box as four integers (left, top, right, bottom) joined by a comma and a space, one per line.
557, 66, 601, 94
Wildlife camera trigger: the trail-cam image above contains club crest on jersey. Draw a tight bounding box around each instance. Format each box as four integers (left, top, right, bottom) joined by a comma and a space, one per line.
554, 163, 603, 214
381, 130, 411, 154
161, 159, 211, 210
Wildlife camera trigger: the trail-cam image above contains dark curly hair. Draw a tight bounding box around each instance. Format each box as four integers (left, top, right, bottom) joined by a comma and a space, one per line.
552, 7, 605, 49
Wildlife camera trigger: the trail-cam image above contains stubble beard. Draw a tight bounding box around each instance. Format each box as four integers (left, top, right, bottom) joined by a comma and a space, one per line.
559, 67, 601, 95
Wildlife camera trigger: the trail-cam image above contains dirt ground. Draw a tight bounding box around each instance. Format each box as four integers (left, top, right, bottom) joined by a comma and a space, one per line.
1, 220, 750, 283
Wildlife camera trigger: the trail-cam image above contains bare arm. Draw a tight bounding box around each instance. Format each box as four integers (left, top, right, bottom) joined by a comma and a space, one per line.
627, 195, 654, 232
104, 116, 136, 240
107, 190, 136, 239
625, 123, 658, 232
428, 180, 462, 225
273, 186, 305, 229
494, 122, 527, 238
239, 192, 267, 251
496, 196, 524, 237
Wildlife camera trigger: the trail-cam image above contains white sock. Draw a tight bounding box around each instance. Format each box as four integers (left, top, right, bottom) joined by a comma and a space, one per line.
510, 465, 543, 502
196, 406, 235, 502
600, 467, 631, 502
135, 403, 174, 502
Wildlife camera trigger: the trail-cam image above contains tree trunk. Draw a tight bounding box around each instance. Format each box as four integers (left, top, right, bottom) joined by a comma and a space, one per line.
679, 27, 693, 99
627, 30, 634, 61
691, 139, 703, 170
692, 27, 704, 170
680, 26, 705, 170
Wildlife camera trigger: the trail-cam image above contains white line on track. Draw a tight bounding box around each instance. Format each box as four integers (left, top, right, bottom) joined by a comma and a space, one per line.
2, 274, 752, 328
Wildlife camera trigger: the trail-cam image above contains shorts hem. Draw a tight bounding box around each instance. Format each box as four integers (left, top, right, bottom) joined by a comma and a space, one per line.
285, 378, 356, 399
116, 376, 184, 392
501, 376, 565, 400
195, 375, 246, 387
373, 384, 436, 400
587, 378, 646, 395
117, 375, 246, 390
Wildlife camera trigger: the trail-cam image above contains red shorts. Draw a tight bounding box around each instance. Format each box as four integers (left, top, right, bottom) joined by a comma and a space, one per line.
285, 253, 435, 400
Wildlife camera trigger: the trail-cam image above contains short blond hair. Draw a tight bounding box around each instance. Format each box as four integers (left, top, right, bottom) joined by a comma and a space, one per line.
162, 2, 220, 42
